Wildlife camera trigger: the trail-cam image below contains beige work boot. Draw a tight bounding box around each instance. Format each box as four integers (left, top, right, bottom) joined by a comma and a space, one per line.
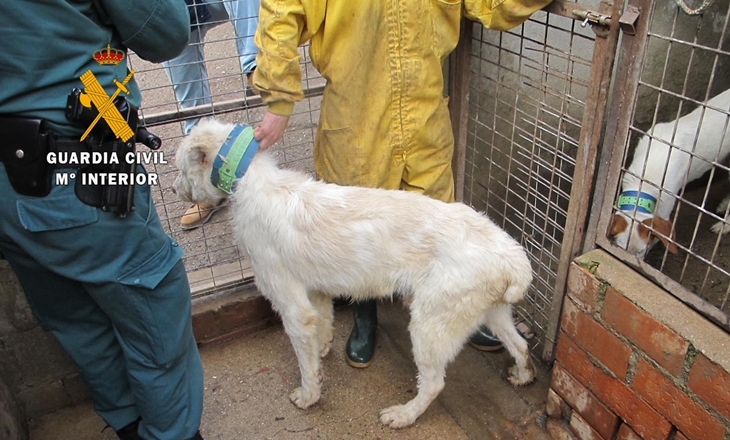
180, 202, 223, 230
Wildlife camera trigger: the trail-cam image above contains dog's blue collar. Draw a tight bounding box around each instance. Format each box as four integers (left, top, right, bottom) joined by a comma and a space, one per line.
617, 190, 657, 215
211, 124, 260, 195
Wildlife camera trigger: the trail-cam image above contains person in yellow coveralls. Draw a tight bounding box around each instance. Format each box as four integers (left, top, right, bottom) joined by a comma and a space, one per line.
252, 0, 552, 368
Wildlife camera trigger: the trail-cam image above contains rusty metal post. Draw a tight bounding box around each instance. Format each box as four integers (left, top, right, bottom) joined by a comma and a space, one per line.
588, 0, 654, 254
542, 0, 626, 361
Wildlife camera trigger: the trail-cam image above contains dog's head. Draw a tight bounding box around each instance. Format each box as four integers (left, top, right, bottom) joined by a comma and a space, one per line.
173, 119, 237, 206
609, 211, 678, 259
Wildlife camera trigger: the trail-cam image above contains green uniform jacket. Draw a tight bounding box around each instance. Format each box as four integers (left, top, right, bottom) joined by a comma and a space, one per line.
0, 0, 190, 136
254, 0, 552, 197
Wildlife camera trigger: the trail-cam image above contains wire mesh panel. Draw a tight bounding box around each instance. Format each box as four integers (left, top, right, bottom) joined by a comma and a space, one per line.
125, 1, 323, 297
595, 0, 730, 331
123, 0, 625, 353
461, 0, 618, 359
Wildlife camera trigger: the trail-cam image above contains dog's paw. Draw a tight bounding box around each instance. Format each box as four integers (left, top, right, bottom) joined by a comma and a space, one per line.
710, 220, 730, 235
716, 195, 730, 215
380, 404, 417, 429
319, 341, 332, 358
508, 362, 536, 386
289, 387, 320, 409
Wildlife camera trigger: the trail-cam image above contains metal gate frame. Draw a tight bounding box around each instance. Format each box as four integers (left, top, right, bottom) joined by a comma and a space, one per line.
589, 0, 730, 332
449, 0, 625, 361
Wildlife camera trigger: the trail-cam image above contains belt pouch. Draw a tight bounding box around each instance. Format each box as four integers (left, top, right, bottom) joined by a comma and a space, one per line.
0, 116, 52, 197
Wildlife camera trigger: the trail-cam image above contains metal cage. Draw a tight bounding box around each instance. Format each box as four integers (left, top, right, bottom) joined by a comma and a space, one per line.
593, 0, 730, 333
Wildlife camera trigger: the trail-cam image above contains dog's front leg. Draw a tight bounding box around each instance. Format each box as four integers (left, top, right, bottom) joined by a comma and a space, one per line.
308, 290, 334, 358
257, 276, 325, 408
277, 300, 324, 409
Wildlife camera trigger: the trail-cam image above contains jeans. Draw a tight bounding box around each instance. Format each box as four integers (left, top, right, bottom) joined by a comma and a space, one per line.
163, 0, 260, 134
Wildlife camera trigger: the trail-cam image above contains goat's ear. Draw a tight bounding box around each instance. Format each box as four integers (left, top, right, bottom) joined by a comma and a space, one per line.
610, 214, 628, 237
642, 217, 679, 254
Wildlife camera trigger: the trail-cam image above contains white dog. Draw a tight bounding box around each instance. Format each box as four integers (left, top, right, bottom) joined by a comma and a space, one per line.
611, 88, 730, 259
174, 120, 536, 428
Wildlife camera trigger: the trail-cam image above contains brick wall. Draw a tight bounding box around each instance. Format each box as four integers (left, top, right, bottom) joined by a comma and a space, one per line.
546, 250, 730, 440
0, 261, 88, 420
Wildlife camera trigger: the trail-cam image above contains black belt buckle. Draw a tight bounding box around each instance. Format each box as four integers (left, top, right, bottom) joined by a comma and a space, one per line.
0, 116, 53, 197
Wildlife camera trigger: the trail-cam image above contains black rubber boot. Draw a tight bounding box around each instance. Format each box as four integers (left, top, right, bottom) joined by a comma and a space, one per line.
188, 431, 204, 440
345, 299, 378, 368
468, 325, 503, 352
115, 418, 142, 440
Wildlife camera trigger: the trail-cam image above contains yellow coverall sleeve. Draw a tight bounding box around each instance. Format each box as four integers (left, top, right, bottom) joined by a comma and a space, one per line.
464, 0, 554, 31
254, 0, 325, 116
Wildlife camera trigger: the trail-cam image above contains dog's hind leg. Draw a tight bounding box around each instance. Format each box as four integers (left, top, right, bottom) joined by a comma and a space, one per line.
484, 305, 536, 386
261, 279, 324, 409
379, 351, 447, 428
380, 305, 470, 428
308, 290, 334, 358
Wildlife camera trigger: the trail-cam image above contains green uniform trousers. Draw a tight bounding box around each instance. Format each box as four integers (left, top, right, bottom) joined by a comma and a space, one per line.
0, 164, 203, 440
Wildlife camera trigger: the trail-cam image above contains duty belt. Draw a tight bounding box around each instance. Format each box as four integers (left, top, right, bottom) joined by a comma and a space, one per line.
52, 138, 92, 155
0, 106, 162, 218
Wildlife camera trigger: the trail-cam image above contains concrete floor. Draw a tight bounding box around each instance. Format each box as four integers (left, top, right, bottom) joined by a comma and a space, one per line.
29, 302, 552, 440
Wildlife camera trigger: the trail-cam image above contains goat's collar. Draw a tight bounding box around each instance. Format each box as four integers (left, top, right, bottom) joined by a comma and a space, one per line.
617, 190, 657, 215
211, 124, 260, 195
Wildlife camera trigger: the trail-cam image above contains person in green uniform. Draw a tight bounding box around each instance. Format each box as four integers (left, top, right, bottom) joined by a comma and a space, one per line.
0, 2, 205, 439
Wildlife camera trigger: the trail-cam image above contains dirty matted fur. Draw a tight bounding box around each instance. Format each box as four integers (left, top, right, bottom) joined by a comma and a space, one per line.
173, 119, 536, 428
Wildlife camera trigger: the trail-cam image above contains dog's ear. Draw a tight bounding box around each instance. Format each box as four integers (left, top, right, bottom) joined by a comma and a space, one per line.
190, 145, 212, 166
640, 217, 678, 254
609, 214, 628, 237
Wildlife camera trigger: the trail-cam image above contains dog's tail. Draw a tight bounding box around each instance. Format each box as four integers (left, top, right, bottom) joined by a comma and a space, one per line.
501, 250, 533, 305
503, 282, 529, 304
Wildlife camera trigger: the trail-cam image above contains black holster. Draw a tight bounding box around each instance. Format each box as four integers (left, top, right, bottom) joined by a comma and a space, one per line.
74, 137, 137, 216
65, 92, 155, 217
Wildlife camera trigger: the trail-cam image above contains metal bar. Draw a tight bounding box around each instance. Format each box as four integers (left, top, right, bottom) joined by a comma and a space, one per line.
542, 0, 625, 362
140, 85, 325, 127
450, 18, 473, 203
646, 32, 730, 57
